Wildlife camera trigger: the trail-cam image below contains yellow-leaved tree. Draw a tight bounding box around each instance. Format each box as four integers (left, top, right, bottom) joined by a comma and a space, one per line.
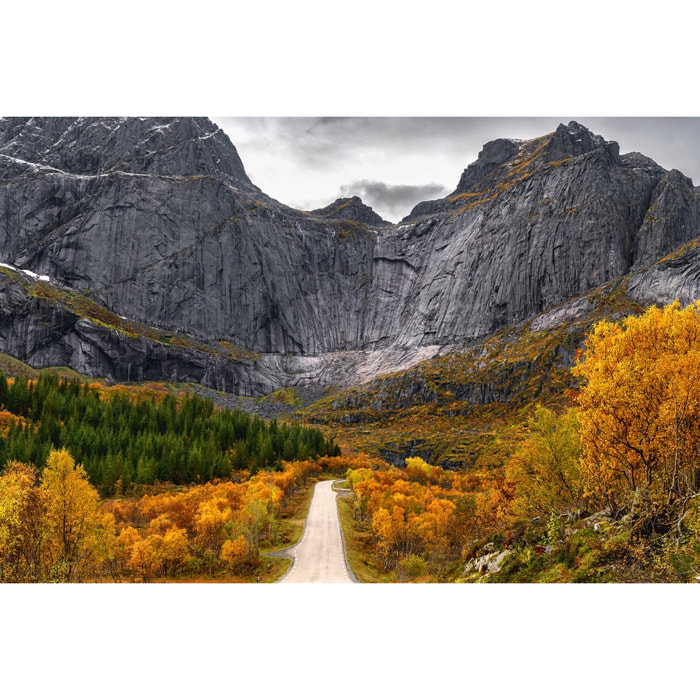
220, 535, 248, 572
573, 301, 700, 524
506, 405, 584, 519
40, 448, 103, 582
0, 462, 48, 582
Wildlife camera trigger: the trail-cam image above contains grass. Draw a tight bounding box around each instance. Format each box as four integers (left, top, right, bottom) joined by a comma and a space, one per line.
258, 387, 302, 408
336, 494, 393, 583
0, 355, 98, 384
40, 366, 96, 383
255, 557, 291, 582
150, 557, 290, 583
268, 476, 320, 550
0, 354, 39, 379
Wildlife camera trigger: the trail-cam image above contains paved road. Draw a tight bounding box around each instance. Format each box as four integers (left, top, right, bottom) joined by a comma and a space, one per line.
279, 480, 354, 583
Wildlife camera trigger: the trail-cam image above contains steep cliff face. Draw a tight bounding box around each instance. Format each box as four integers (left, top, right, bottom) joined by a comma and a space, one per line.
369, 122, 699, 345
1, 117, 699, 391
0, 117, 377, 355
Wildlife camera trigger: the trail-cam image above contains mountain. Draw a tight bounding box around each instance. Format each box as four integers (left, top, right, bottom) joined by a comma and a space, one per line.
311, 195, 391, 226
1, 117, 700, 394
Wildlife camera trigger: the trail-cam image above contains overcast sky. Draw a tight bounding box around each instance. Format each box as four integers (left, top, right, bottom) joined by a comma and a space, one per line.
213, 117, 700, 223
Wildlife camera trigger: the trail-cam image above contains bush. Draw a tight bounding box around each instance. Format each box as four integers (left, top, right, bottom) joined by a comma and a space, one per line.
395, 554, 427, 581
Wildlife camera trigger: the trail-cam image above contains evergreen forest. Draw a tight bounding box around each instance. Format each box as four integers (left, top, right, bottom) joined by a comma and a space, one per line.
0, 373, 339, 495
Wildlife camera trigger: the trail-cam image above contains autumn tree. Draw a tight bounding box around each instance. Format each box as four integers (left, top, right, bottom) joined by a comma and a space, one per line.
573, 301, 700, 523
0, 461, 48, 582
404, 456, 443, 485
90, 511, 118, 581
160, 527, 190, 576
472, 474, 515, 538
194, 498, 232, 556
417, 497, 456, 565
236, 479, 281, 563
220, 535, 248, 572
128, 536, 163, 582
348, 458, 466, 572
506, 405, 584, 519
40, 448, 103, 581
114, 525, 141, 577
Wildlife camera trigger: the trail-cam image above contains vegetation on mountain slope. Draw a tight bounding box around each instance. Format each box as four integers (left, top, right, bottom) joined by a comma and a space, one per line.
0, 267, 258, 363
338, 301, 700, 582
302, 277, 643, 471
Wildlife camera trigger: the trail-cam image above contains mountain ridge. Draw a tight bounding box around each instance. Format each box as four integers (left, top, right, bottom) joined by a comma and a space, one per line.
1, 117, 700, 394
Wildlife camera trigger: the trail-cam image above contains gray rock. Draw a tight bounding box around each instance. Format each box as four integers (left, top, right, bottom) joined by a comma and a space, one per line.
1, 117, 699, 392
453, 137, 522, 194
0, 117, 256, 191
544, 120, 619, 162
627, 239, 700, 308
311, 196, 390, 226
583, 510, 614, 529
463, 549, 512, 575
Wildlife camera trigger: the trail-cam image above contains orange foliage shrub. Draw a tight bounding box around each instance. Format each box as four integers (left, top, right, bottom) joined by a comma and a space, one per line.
0, 409, 26, 436
101, 458, 323, 580
347, 456, 496, 571
220, 535, 248, 571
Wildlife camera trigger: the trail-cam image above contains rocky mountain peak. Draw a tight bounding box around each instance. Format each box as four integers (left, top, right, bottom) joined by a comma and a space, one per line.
0, 116, 257, 193
311, 195, 389, 225
403, 121, 625, 222
544, 120, 620, 162
453, 121, 619, 196
453, 137, 523, 194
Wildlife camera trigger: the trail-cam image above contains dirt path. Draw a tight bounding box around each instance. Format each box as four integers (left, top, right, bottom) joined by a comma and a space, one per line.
278, 480, 354, 583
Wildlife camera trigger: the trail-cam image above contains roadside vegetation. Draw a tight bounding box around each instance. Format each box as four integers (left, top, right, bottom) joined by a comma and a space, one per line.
0, 448, 347, 582
337, 301, 700, 582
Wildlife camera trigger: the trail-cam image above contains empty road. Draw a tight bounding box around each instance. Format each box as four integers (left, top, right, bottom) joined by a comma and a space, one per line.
279, 480, 354, 583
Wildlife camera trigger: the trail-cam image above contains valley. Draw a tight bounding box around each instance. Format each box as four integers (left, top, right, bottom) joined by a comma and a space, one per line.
3, 116, 700, 583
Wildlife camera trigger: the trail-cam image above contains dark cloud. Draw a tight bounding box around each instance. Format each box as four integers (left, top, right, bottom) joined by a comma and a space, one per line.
339, 180, 449, 222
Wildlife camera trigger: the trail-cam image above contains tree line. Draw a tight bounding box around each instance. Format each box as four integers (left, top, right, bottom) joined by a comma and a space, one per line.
0, 373, 339, 494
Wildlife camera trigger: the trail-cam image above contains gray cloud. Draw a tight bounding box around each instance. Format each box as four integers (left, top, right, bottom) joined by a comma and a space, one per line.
221, 117, 558, 168
339, 180, 449, 222
219, 117, 369, 168
214, 117, 700, 222
218, 117, 700, 180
